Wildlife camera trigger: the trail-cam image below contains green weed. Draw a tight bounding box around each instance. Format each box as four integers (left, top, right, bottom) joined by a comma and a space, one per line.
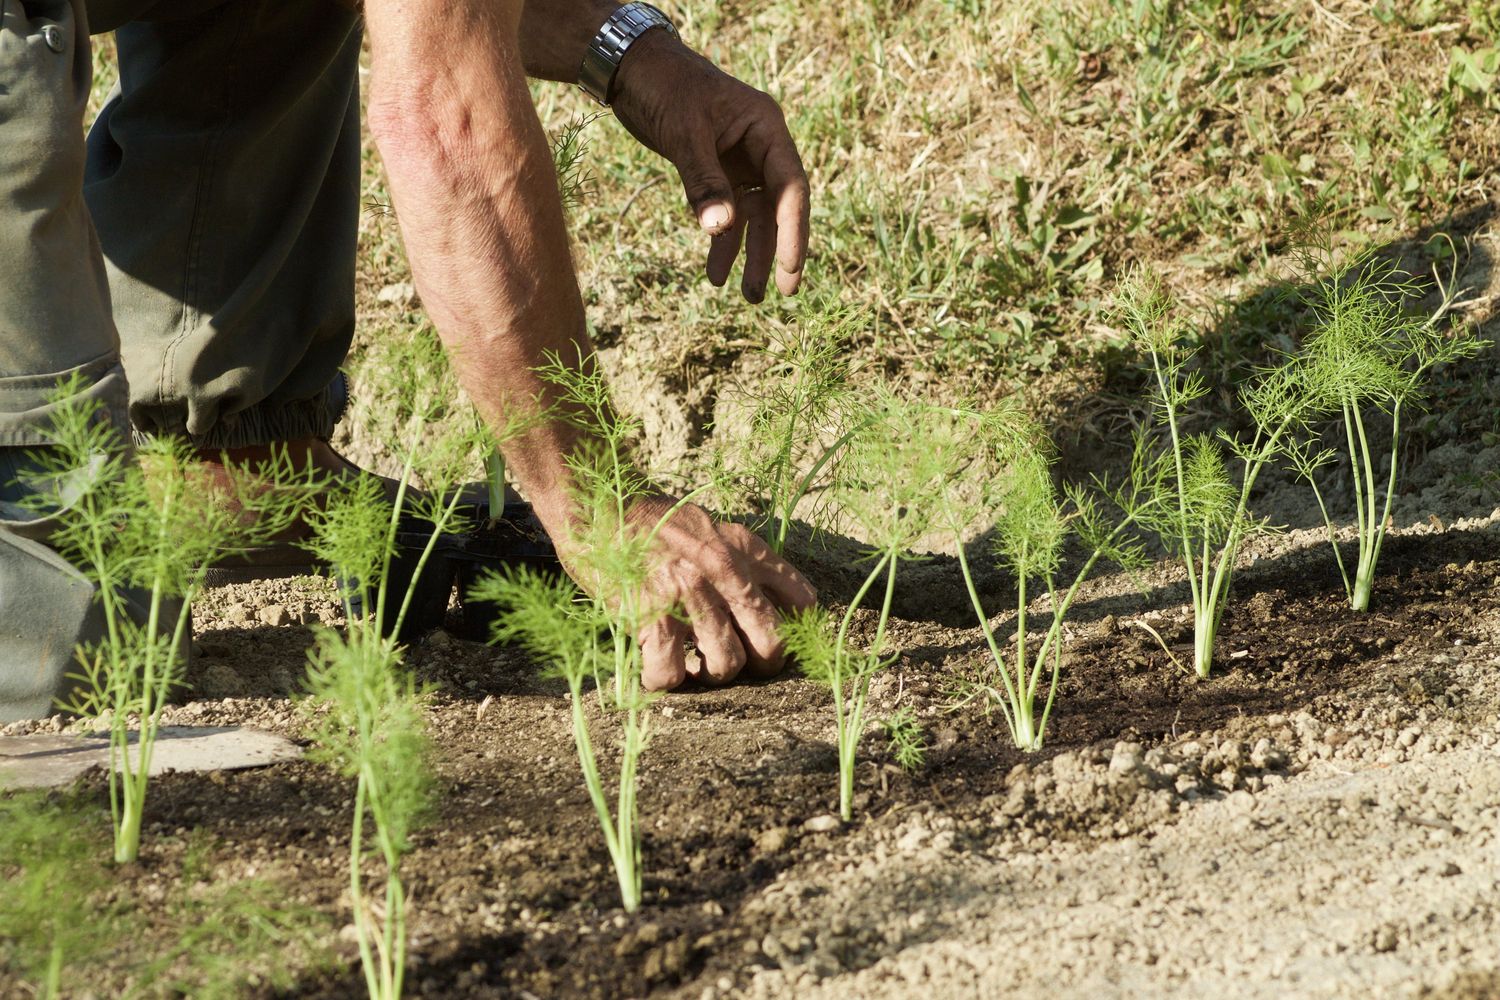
880, 707, 927, 772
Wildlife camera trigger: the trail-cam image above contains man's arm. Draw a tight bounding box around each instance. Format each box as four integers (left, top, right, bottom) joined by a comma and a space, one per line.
363, 0, 815, 689
516, 0, 616, 82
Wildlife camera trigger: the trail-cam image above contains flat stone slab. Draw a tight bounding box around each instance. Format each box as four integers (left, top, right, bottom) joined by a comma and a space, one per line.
0, 726, 302, 790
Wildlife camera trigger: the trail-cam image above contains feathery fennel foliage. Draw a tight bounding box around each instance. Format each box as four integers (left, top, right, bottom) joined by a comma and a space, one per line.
302, 626, 431, 1000
474, 565, 656, 911
304, 330, 534, 998
782, 395, 960, 820
724, 295, 869, 555
330, 327, 506, 637
1284, 241, 1485, 611
21, 381, 318, 863
945, 402, 1157, 750
471, 354, 688, 912
880, 707, 927, 773
0, 793, 114, 999
1119, 269, 1329, 678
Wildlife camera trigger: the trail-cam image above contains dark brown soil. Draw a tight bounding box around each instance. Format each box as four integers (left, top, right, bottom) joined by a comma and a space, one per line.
26, 526, 1499, 999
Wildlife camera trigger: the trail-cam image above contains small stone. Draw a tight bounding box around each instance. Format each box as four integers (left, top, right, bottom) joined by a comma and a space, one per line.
1439, 861, 1462, 877
377, 281, 418, 306
802, 814, 841, 834
1109, 741, 1145, 775
642, 936, 691, 980
197, 663, 245, 699
257, 605, 292, 627
1249, 738, 1288, 770
755, 826, 791, 854
1372, 924, 1399, 953
896, 827, 928, 854
223, 602, 251, 624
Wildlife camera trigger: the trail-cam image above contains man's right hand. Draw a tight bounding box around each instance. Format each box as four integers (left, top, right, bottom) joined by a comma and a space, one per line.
625, 497, 817, 690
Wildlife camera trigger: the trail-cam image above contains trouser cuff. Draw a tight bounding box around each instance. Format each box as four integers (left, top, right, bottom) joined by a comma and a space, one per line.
0, 356, 128, 449
135, 372, 350, 451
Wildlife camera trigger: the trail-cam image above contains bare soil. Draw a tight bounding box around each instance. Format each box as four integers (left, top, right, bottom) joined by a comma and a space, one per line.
7, 505, 1499, 999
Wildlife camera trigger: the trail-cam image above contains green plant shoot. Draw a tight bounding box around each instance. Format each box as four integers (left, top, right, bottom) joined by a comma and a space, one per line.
23, 382, 317, 863
322, 327, 533, 636
727, 295, 868, 555
948, 404, 1156, 750
302, 329, 538, 998
782, 395, 957, 820
1119, 269, 1327, 678
0, 792, 113, 999
475, 565, 656, 911
303, 626, 432, 1000
1285, 242, 1485, 611
472, 353, 698, 912
880, 707, 927, 772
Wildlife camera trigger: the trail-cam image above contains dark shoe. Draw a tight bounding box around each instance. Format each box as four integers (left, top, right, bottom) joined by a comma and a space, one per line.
196, 438, 406, 586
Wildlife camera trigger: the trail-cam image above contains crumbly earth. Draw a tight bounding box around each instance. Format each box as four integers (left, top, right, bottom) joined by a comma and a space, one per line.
6, 498, 1499, 999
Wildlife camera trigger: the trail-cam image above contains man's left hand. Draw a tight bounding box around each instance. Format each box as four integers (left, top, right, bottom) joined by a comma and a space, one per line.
610, 31, 810, 303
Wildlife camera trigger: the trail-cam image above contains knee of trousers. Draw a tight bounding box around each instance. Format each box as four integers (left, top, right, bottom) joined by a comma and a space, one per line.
0, 530, 104, 723
0, 530, 191, 724
0, 2, 120, 389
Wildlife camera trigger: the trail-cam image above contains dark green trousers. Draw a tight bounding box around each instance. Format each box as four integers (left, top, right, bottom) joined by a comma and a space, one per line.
2, 0, 362, 720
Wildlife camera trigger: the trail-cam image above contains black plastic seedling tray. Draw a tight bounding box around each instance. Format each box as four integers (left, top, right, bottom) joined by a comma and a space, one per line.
447, 499, 562, 641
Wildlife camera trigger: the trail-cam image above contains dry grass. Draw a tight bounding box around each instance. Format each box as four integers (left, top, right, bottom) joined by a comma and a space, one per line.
84, 2, 1500, 483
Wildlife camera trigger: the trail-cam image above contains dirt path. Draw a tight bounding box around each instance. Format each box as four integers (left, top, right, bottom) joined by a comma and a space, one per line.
719, 741, 1500, 1000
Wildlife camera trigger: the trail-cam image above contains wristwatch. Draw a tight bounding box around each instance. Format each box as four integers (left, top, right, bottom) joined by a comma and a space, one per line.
578, 2, 679, 106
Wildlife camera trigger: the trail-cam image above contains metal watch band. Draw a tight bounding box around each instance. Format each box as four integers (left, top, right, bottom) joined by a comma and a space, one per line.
578, 2, 679, 106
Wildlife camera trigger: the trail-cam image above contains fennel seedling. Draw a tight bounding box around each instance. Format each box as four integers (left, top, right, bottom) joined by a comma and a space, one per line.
1119, 269, 1327, 678
0, 793, 113, 999
948, 405, 1157, 750
1286, 244, 1485, 611
783, 396, 961, 820
726, 294, 868, 555
303, 627, 431, 1000
880, 707, 927, 772
472, 354, 695, 911
303, 330, 534, 997
25, 382, 317, 863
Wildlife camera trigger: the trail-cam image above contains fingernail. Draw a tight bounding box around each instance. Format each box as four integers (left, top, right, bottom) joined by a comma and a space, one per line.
700, 203, 729, 232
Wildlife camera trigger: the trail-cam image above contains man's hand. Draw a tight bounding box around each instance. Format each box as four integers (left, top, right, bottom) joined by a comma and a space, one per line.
610, 32, 810, 303
626, 499, 817, 690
